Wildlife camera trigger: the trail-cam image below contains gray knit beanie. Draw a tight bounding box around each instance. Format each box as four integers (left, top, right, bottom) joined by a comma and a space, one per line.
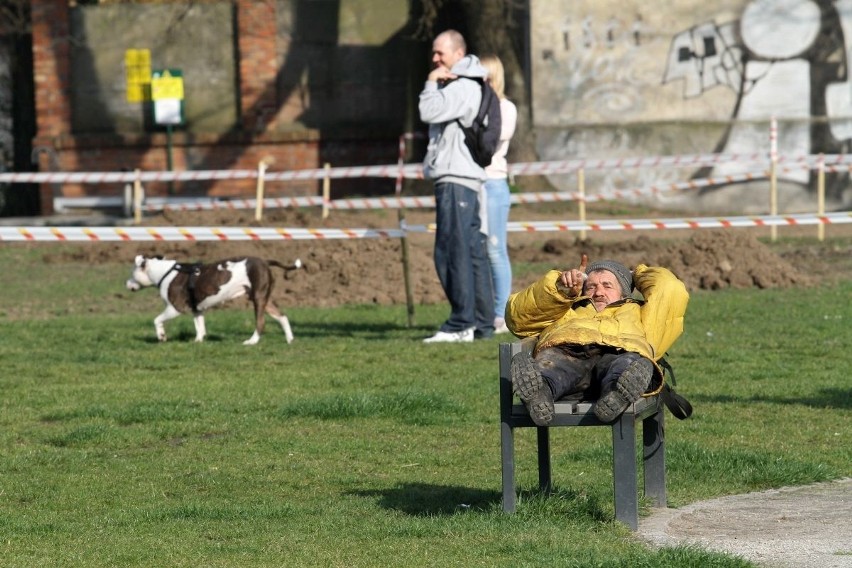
585, 260, 633, 297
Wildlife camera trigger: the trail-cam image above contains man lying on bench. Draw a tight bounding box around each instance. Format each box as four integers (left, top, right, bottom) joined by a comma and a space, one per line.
505, 254, 689, 425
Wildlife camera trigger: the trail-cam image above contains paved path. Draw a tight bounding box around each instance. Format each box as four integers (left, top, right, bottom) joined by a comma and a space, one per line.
638, 478, 852, 567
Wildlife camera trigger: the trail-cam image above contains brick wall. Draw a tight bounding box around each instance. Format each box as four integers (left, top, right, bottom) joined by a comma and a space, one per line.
237, 0, 279, 133
30, 0, 406, 215
32, 0, 72, 212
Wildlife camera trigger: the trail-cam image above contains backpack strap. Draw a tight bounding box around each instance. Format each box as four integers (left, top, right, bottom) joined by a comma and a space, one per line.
658, 357, 693, 420
455, 77, 489, 129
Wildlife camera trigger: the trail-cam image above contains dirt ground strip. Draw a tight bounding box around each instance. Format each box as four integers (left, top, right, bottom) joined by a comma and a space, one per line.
39, 205, 852, 308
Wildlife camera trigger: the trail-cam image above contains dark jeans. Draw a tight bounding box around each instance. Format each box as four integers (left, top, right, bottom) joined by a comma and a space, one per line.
434, 182, 494, 335
535, 345, 648, 401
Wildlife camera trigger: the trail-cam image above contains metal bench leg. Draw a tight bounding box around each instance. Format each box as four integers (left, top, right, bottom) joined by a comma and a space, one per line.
499, 342, 518, 513
501, 420, 516, 512
643, 409, 666, 508
537, 426, 552, 495
612, 414, 638, 530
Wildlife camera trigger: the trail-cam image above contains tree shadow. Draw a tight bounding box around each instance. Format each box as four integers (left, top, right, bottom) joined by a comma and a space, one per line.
189, 0, 425, 199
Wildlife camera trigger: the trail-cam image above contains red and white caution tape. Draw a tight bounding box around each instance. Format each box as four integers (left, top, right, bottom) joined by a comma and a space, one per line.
3, 212, 849, 242
503, 211, 852, 233
0, 170, 259, 184
148, 196, 327, 212
6, 152, 852, 186
0, 226, 405, 242
142, 170, 771, 213
143, 195, 439, 213
512, 170, 770, 205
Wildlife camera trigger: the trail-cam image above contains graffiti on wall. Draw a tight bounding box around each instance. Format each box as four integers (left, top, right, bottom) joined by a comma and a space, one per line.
531, 0, 852, 203
534, 9, 657, 124
663, 0, 851, 185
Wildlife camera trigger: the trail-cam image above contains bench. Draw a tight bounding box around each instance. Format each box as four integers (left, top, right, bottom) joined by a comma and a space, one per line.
499, 338, 666, 530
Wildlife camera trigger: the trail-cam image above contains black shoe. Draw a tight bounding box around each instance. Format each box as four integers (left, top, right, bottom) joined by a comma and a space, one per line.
511, 352, 554, 426
593, 358, 653, 423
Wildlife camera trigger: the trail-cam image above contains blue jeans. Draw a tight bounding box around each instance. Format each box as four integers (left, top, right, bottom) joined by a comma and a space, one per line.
484, 178, 512, 321
433, 182, 494, 335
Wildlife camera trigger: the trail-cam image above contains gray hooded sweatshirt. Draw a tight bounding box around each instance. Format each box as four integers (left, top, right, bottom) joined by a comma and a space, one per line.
419, 55, 488, 191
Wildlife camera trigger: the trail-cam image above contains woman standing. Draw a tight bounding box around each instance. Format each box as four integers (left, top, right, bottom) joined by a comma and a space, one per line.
480, 54, 517, 334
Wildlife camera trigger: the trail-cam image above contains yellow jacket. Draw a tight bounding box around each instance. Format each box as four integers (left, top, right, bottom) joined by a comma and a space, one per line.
506, 264, 689, 391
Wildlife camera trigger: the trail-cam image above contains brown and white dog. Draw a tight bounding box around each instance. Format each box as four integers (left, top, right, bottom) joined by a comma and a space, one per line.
126, 255, 301, 345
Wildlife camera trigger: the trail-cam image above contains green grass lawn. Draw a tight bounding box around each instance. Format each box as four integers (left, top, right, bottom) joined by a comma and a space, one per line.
0, 245, 849, 567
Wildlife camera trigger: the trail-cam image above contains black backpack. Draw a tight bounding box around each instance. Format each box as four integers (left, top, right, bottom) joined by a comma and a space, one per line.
456, 78, 502, 168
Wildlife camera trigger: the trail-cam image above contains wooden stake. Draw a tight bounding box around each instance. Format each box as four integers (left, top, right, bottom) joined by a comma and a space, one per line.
133, 168, 143, 225
322, 163, 331, 220
770, 117, 778, 242
255, 160, 267, 222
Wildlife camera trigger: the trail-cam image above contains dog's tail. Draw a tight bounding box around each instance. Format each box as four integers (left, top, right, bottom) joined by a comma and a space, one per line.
269, 258, 302, 272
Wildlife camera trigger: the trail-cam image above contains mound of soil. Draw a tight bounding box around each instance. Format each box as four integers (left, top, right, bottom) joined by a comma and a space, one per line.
41, 206, 849, 308
527, 231, 813, 291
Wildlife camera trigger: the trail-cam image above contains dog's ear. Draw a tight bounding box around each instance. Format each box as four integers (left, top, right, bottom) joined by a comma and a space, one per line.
154, 255, 164, 260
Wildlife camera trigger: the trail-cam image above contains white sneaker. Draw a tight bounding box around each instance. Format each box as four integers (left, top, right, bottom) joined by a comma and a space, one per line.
423, 328, 474, 343
494, 318, 510, 334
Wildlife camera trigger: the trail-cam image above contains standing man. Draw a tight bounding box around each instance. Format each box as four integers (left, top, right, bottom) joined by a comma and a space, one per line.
419, 29, 495, 343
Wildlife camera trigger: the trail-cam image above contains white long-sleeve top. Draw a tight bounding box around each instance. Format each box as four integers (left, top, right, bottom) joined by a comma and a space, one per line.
485, 97, 518, 179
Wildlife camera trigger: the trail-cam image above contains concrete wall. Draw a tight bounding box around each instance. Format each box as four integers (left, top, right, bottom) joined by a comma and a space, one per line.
531, 0, 852, 212
69, 3, 238, 134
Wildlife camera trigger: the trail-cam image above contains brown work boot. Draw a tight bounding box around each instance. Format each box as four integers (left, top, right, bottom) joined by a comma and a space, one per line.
593, 358, 653, 423
511, 352, 554, 426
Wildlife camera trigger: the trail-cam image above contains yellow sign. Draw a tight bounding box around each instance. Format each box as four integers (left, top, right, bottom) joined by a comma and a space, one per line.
125, 49, 151, 103
151, 69, 184, 101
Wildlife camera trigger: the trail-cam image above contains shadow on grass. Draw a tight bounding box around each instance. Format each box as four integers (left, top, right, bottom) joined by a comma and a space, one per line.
693, 388, 852, 410
291, 321, 434, 340
349, 483, 500, 516
130, 317, 513, 344
133, 321, 435, 343
349, 483, 611, 522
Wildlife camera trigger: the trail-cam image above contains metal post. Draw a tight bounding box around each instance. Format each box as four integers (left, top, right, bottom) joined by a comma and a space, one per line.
166, 124, 174, 196
396, 134, 415, 327
612, 416, 638, 530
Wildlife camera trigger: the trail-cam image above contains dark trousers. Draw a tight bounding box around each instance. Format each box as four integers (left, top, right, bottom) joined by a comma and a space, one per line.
434, 182, 494, 335
535, 345, 648, 401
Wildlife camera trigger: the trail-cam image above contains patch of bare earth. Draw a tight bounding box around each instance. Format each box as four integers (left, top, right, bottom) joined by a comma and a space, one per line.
40, 206, 851, 308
